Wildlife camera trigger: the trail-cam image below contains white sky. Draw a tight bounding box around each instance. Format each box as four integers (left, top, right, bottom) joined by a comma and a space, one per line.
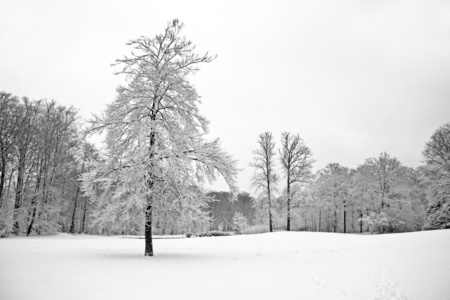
1, 0, 450, 193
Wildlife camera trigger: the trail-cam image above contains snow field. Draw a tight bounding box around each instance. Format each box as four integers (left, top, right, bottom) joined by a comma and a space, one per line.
1, 230, 449, 300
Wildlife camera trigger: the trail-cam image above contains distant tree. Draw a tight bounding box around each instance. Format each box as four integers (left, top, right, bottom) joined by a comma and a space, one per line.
233, 211, 248, 234
422, 123, 450, 230
0, 92, 22, 236
350, 165, 377, 233
364, 152, 403, 212
287, 183, 315, 231
69, 141, 97, 234
423, 123, 450, 167
358, 152, 422, 233
83, 19, 238, 256
0, 93, 21, 209
26, 101, 78, 235
12, 98, 40, 234
316, 164, 350, 232
279, 132, 314, 231
207, 191, 255, 231
250, 132, 278, 232
0, 92, 81, 237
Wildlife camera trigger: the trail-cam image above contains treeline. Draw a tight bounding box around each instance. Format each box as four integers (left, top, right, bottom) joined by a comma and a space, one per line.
1, 90, 449, 237
249, 126, 450, 234
0, 92, 97, 237
207, 192, 255, 231
256, 153, 425, 234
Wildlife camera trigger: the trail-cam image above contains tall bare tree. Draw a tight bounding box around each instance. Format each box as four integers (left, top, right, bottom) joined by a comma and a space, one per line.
279, 132, 314, 231
250, 132, 278, 232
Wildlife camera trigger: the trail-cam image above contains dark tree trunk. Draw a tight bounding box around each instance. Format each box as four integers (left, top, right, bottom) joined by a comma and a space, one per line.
333, 208, 337, 233
36, 160, 50, 235
145, 199, 153, 256
27, 157, 45, 236
144, 117, 156, 256
343, 208, 347, 233
69, 160, 85, 234
79, 198, 87, 234
268, 207, 273, 232
359, 211, 363, 233
27, 196, 38, 236
69, 186, 81, 234
286, 177, 291, 231
267, 181, 273, 233
0, 157, 6, 208
318, 209, 322, 232
13, 158, 25, 234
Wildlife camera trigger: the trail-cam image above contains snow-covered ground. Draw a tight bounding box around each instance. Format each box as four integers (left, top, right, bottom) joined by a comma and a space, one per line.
1, 230, 449, 300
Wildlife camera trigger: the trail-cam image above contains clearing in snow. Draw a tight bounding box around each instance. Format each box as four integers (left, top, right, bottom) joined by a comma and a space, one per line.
1, 230, 449, 300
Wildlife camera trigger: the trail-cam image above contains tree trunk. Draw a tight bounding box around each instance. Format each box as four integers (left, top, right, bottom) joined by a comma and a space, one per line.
144, 115, 157, 256
351, 209, 355, 232
334, 208, 337, 233
69, 186, 81, 234
79, 198, 88, 234
27, 197, 39, 236
13, 157, 25, 234
0, 157, 6, 208
36, 159, 50, 235
144, 197, 154, 256
286, 177, 291, 231
343, 207, 347, 233
27, 156, 45, 236
69, 159, 85, 234
359, 211, 363, 233
267, 181, 273, 233
318, 209, 322, 232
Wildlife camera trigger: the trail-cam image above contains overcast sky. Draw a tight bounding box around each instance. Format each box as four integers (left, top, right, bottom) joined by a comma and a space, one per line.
1, 0, 450, 193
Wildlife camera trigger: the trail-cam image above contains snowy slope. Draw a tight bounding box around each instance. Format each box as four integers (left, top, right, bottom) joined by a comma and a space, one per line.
1, 230, 449, 300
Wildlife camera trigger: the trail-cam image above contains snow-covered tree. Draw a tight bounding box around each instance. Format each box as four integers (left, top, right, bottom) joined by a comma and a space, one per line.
83, 19, 238, 256
357, 152, 422, 233
279, 132, 314, 231
250, 132, 278, 232
315, 164, 351, 232
232, 211, 248, 234
422, 123, 450, 230
69, 141, 98, 234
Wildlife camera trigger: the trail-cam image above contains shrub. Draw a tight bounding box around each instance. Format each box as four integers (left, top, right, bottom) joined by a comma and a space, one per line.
197, 231, 230, 237
209, 230, 231, 236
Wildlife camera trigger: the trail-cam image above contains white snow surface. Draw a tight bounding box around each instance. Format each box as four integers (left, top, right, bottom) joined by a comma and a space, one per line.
1, 230, 449, 300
